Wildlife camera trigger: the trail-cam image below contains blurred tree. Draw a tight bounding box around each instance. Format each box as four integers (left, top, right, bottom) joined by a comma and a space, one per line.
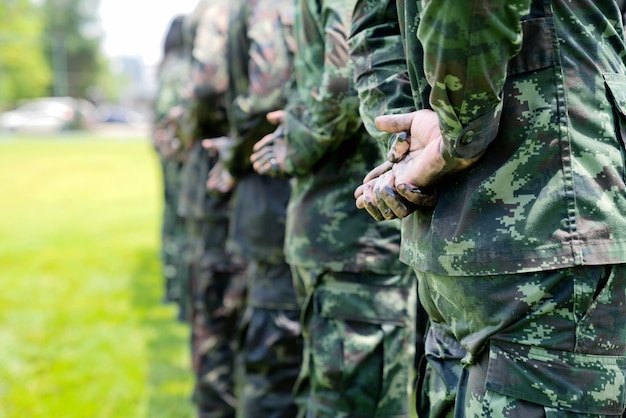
0, 0, 52, 109
41, 0, 108, 99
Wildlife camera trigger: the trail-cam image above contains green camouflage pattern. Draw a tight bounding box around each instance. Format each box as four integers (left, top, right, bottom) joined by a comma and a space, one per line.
399, 0, 626, 277
224, 1, 302, 417
349, 0, 415, 157
281, 0, 419, 416
417, 265, 626, 416
192, 1, 230, 98
292, 266, 417, 418
283, 0, 405, 275
224, 0, 295, 264
234, 261, 302, 418
349, 2, 436, 416
153, 38, 191, 304
176, 2, 244, 416
351, 0, 626, 416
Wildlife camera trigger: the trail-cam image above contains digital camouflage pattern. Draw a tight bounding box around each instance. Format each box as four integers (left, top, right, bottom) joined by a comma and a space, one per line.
152, 20, 191, 306
399, 0, 626, 277
224, 0, 295, 264
176, 1, 245, 416
417, 264, 626, 416
223, 0, 302, 417
281, 0, 417, 416
283, 0, 404, 275
349, 1, 434, 415
192, 1, 230, 100
352, 0, 626, 417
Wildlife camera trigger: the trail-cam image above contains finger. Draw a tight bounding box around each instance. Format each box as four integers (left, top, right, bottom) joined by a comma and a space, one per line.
266, 110, 285, 124
375, 112, 417, 134
387, 131, 410, 162
396, 183, 438, 208
374, 184, 398, 220
250, 147, 273, 167
363, 160, 393, 183
252, 133, 274, 152
201, 139, 216, 150
372, 174, 397, 220
362, 197, 385, 221
354, 183, 365, 201
380, 187, 415, 218
358, 182, 385, 221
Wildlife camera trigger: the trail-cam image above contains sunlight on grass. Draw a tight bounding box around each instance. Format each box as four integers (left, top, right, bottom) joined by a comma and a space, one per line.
0, 135, 194, 418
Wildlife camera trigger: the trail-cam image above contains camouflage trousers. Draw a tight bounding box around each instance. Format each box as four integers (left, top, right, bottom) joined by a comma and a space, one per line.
235, 260, 302, 418
159, 157, 186, 305
291, 266, 419, 418
184, 218, 247, 418
415, 264, 626, 418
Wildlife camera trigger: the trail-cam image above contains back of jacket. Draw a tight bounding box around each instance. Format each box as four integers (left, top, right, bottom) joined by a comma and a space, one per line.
283, 0, 405, 274
224, 0, 295, 263
400, 0, 626, 276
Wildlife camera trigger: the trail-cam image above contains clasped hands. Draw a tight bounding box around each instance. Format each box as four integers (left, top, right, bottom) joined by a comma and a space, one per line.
250, 110, 288, 178
355, 109, 476, 221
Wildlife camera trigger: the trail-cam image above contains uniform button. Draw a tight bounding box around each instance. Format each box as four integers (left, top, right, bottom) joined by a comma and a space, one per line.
460, 130, 475, 145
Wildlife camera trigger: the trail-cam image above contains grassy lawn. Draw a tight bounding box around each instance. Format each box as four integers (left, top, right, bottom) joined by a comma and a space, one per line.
0, 133, 194, 417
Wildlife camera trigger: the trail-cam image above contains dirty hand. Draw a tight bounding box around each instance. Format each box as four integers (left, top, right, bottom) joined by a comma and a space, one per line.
251, 125, 288, 177
206, 161, 236, 195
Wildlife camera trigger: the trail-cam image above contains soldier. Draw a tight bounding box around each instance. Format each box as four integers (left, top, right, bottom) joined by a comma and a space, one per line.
177, 1, 246, 417
355, 0, 626, 417
152, 14, 191, 311
249, 0, 417, 416
202, 0, 302, 416
348, 1, 432, 415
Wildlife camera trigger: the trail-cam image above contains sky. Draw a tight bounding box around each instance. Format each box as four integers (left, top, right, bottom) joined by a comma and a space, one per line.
98, 0, 199, 66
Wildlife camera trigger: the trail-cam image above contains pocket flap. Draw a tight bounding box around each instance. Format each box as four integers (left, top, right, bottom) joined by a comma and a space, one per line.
486, 341, 626, 415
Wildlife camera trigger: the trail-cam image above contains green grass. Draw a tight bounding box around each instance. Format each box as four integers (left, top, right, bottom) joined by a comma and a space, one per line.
0, 134, 194, 418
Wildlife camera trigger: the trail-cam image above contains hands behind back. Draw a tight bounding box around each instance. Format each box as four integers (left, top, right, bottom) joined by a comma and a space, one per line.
355, 109, 479, 221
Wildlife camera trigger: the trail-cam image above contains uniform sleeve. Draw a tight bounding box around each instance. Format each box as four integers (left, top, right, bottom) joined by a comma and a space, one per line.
349, 0, 415, 158
226, 0, 296, 175
283, 0, 363, 177
191, 2, 230, 98
418, 0, 531, 159
233, 0, 294, 124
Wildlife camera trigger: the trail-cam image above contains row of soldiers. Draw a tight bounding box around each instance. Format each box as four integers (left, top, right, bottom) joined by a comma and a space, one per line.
153, 0, 626, 417
151, 0, 427, 417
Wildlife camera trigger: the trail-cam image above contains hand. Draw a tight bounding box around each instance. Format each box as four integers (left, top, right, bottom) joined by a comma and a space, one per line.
206, 161, 236, 195
354, 110, 444, 221
266, 110, 285, 125
202, 136, 233, 160
250, 125, 288, 177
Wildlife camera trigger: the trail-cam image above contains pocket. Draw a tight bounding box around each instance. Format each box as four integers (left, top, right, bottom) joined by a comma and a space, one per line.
507, 17, 556, 76
485, 341, 626, 415
604, 73, 626, 151
316, 280, 410, 326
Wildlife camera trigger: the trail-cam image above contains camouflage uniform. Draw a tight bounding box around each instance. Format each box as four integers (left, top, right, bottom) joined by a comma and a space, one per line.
348, 1, 432, 415
277, 0, 418, 416
359, 0, 626, 416
178, 2, 246, 416
152, 15, 190, 307
223, 0, 302, 417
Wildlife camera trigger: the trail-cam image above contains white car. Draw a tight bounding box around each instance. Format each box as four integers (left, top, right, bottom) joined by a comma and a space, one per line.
0, 97, 96, 134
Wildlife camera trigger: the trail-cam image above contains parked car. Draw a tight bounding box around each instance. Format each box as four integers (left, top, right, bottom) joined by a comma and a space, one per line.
0, 97, 97, 134
96, 105, 146, 125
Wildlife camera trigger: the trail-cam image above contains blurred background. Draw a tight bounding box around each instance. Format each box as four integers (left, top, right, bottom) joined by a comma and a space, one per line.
0, 1, 210, 417
0, 0, 198, 135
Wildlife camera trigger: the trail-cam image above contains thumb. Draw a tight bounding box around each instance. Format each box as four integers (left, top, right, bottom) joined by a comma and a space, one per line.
375, 111, 417, 134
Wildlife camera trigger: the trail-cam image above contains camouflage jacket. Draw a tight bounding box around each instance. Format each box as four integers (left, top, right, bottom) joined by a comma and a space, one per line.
223, 0, 295, 263
353, 0, 626, 276
224, 0, 295, 178
282, 0, 405, 274
177, 0, 232, 221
